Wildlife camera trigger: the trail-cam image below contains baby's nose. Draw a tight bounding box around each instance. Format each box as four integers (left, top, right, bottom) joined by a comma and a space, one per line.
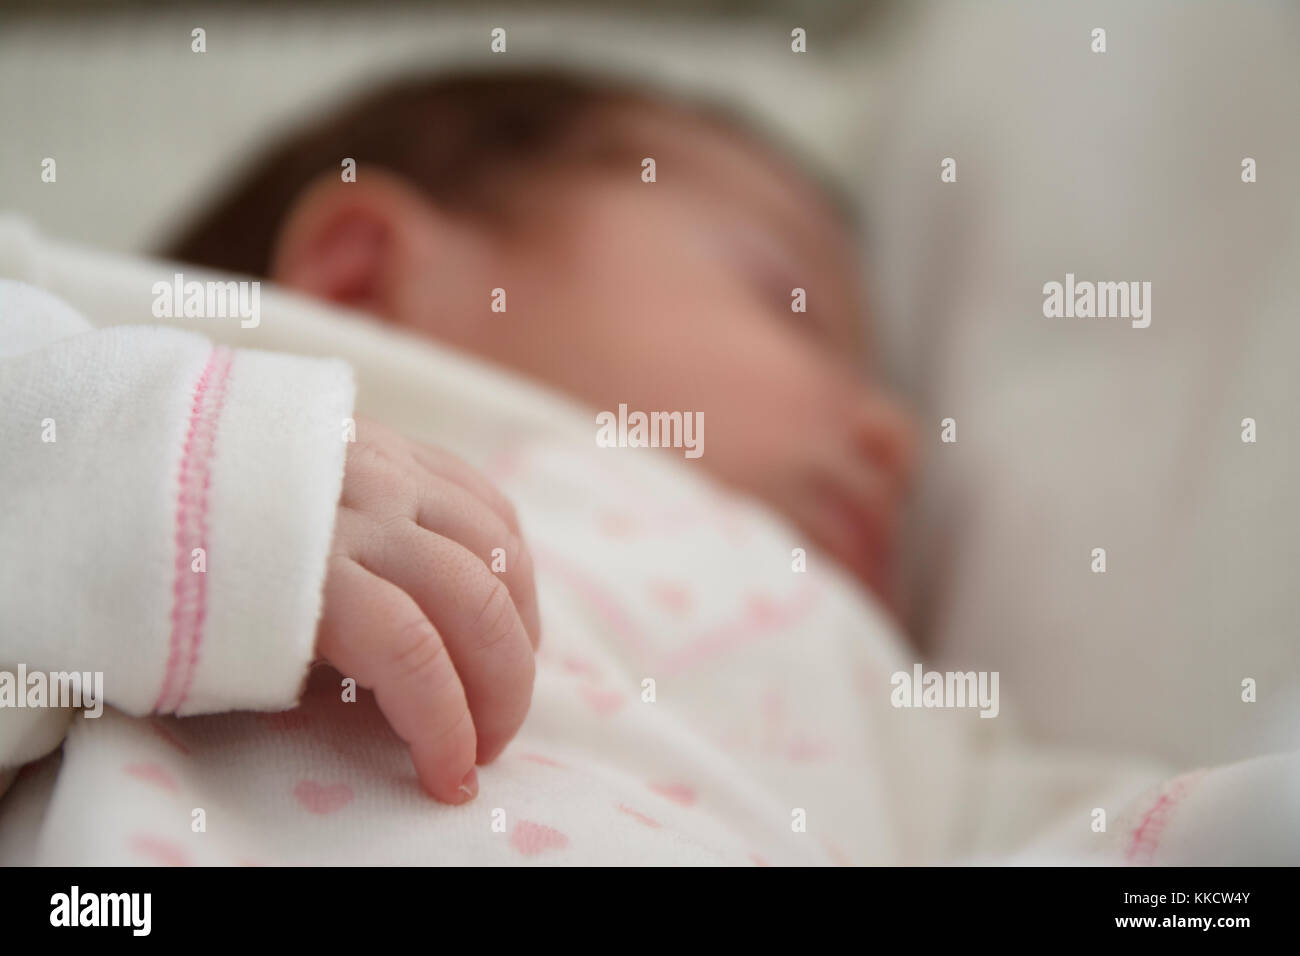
855, 395, 917, 496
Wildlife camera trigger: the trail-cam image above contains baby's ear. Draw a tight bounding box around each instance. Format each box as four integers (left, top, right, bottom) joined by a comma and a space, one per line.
270, 167, 470, 324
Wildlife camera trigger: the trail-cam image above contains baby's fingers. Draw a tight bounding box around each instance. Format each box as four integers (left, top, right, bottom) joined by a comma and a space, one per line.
415, 476, 541, 650
355, 521, 535, 766
317, 555, 479, 804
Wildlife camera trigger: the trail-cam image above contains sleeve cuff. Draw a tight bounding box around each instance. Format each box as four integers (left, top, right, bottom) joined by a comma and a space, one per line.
161, 346, 355, 715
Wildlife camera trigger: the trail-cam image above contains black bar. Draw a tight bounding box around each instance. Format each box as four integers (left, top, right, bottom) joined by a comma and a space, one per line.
0, 865, 1282, 941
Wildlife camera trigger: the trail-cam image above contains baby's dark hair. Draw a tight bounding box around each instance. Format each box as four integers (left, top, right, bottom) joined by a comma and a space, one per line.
163, 69, 852, 278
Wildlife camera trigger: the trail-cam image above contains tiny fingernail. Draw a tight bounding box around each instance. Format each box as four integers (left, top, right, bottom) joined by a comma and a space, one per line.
458, 767, 479, 800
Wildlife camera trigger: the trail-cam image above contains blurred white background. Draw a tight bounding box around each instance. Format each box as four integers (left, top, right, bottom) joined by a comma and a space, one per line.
0, 1, 898, 253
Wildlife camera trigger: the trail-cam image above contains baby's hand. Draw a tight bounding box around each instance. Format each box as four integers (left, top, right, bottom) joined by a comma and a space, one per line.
316, 418, 540, 804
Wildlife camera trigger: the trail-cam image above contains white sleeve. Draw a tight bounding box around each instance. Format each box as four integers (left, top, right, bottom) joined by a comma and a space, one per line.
0, 281, 355, 769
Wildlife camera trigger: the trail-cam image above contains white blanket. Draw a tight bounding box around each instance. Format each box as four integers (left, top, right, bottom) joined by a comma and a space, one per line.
860, 0, 1300, 769
0, 218, 1295, 865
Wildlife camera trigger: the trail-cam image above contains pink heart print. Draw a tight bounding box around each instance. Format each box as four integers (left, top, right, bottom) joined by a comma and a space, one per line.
129, 833, 189, 866
293, 780, 354, 815
511, 820, 569, 856
124, 761, 179, 792
649, 782, 697, 807
649, 580, 693, 615
580, 685, 625, 716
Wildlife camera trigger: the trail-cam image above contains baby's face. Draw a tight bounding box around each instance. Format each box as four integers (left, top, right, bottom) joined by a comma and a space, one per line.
283, 102, 916, 605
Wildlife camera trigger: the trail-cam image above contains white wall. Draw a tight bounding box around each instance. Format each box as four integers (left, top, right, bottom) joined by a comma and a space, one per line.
0, 6, 884, 253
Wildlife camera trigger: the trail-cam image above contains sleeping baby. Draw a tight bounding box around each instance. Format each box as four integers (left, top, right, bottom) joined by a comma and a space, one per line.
5, 67, 1280, 866
0, 70, 924, 860
161, 70, 917, 799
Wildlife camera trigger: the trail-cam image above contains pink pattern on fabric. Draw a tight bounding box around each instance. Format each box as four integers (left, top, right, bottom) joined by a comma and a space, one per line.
661, 582, 821, 675
648, 782, 697, 807
1126, 771, 1204, 863
124, 762, 179, 792
561, 656, 599, 678
617, 804, 662, 828
129, 833, 189, 866
520, 753, 566, 769
648, 580, 693, 615
822, 840, 852, 866
580, 685, 626, 716
533, 547, 652, 656
510, 820, 569, 856
154, 346, 234, 714
786, 733, 832, 762
293, 780, 354, 815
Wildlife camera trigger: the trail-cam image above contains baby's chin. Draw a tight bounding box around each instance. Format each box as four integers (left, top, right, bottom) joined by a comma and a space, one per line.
833, 539, 900, 619
805, 525, 901, 621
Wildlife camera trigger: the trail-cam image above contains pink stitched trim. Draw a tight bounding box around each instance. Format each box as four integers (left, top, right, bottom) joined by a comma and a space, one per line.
154, 346, 234, 714
1125, 770, 1205, 864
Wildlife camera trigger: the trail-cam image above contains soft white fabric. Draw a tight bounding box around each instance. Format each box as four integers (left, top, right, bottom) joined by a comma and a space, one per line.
859, 0, 1300, 768
1005, 752, 1300, 866
2, 220, 1297, 865
0, 274, 354, 770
